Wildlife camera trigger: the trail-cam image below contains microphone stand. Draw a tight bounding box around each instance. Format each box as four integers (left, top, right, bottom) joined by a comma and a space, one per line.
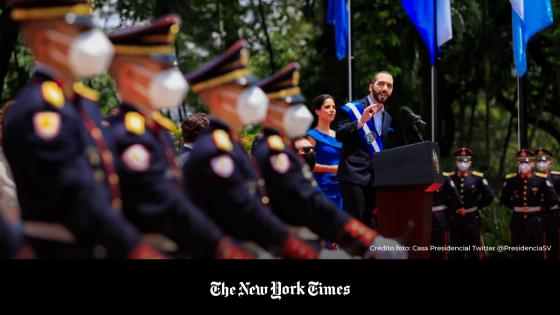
413, 120, 425, 142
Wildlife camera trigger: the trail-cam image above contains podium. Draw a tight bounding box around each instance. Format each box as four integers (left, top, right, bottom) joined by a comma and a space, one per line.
373, 142, 443, 259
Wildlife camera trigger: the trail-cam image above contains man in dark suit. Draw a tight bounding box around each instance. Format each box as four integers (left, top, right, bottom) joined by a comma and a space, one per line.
179, 113, 209, 168
336, 71, 394, 228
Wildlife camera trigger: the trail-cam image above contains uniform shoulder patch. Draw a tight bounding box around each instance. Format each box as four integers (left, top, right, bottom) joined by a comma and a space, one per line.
269, 153, 291, 174
443, 171, 454, 176
472, 171, 484, 177
536, 172, 548, 179
505, 173, 516, 179
210, 155, 234, 178
121, 144, 150, 172
267, 135, 285, 152
125, 112, 145, 136
73, 82, 99, 102
152, 111, 176, 131
212, 130, 233, 153
33, 111, 61, 141
41, 81, 64, 109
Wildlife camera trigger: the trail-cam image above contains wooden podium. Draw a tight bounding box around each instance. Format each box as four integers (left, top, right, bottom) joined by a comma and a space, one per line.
373, 142, 443, 259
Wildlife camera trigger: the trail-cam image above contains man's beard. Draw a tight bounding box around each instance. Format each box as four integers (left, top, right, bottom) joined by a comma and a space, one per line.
373, 90, 389, 103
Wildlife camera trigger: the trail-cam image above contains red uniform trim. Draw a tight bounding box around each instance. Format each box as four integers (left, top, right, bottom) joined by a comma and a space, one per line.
215, 237, 255, 259
283, 235, 318, 259
341, 218, 378, 248
127, 242, 167, 259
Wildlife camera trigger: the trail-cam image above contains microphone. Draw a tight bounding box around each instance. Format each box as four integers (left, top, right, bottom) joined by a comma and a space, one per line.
400, 106, 426, 143
400, 106, 427, 128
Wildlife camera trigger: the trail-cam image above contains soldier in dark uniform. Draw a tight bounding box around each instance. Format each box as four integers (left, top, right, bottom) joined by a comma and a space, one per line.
4, 0, 163, 258
183, 40, 320, 259
104, 15, 254, 259
252, 63, 406, 259
431, 176, 461, 259
500, 149, 559, 259
534, 147, 560, 259
446, 147, 494, 259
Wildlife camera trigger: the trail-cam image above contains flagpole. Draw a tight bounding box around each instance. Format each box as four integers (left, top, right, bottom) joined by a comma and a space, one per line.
517, 75, 528, 149
347, 0, 352, 102
431, 0, 439, 142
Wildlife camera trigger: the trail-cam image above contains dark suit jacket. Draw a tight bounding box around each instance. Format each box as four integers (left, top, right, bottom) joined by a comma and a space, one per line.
178, 145, 193, 168
335, 96, 392, 186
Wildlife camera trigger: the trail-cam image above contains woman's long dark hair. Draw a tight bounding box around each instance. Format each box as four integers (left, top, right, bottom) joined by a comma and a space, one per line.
310, 94, 334, 128
311, 94, 334, 112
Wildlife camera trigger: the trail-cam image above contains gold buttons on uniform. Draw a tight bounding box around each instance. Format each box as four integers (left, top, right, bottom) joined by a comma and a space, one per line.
89, 152, 100, 165
261, 196, 270, 205
94, 169, 105, 182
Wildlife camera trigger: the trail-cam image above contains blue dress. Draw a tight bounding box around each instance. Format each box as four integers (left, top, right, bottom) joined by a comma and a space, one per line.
307, 129, 344, 211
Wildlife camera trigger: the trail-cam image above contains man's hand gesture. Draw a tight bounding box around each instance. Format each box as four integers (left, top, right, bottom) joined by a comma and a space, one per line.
357, 103, 383, 129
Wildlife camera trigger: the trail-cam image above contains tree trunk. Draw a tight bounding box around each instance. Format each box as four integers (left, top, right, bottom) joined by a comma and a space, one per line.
256, 0, 276, 73
467, 95, 477, 145
483, 0, 491, 170
458, 92, 466, 145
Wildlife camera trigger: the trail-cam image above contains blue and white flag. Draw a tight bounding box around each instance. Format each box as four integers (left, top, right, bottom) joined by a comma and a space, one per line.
511, 0, 554, 76
327, 0, 349, 60
401, 0, 453, 64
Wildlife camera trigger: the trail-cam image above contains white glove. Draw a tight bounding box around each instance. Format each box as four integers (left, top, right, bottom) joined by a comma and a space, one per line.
318, 248, 354, 259
240, 241, 276, 259
368, 236, 408, 260
256, 251, 275, 259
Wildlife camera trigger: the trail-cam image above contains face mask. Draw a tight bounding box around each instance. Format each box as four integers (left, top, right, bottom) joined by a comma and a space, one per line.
536, 161, 550, 173
133, 66, 188, 109
519, 163, 532, 174
456, 161, 470, 172
149, 68, 189, 109
221, 87, 269, 125
283, 104, 313, 139
302, 151, 316, 170
47, 28, 114, 78
236, 86, 269, 124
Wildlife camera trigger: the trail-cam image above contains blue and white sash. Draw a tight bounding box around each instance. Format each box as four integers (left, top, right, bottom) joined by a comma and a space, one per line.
341, 101, 383, 157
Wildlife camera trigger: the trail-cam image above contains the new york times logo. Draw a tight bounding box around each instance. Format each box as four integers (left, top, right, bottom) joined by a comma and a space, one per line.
210, 281, 351, 300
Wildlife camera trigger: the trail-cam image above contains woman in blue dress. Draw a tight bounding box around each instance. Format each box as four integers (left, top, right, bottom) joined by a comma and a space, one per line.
306, 94, 344, 211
